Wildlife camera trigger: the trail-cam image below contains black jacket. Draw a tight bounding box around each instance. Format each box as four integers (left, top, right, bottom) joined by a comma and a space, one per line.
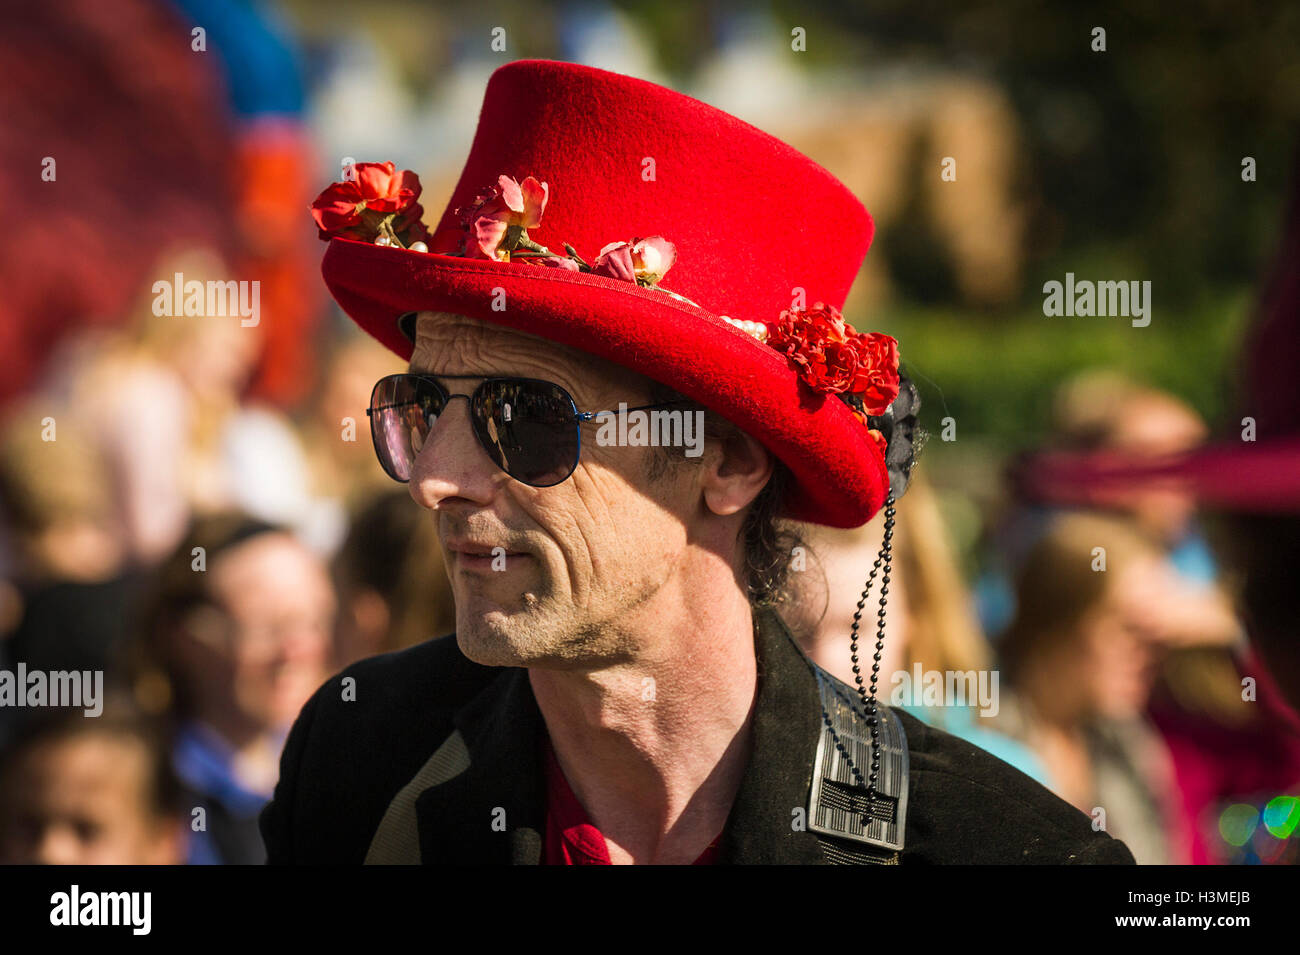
260, 608, 1135, 864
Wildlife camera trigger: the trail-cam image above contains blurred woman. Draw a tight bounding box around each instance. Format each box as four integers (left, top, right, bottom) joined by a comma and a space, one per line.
994, 511, 1186, 863
132, 514, 332, 863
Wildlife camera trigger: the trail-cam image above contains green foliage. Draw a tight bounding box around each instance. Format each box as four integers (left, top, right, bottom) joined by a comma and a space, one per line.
870, 285, 1255, 453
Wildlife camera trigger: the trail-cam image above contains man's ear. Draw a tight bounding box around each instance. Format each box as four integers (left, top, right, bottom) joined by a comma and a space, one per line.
702, 429, 774, 517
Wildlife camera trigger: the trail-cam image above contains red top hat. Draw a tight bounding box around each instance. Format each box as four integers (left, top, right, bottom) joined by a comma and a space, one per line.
316, 59, 898, 527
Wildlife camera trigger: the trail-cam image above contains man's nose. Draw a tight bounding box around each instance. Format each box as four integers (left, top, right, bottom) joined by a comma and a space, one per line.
408, 396, 504, 510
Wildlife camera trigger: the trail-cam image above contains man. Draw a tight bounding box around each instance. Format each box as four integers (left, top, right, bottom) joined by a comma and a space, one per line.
261, 59, 1134, 864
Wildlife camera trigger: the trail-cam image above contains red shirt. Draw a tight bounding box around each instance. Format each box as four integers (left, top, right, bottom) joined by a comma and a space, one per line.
541, 735, 723, 864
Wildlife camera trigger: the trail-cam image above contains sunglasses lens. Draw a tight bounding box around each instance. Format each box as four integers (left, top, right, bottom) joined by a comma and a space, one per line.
472, 379, 579, 486
369, 375, 442, 482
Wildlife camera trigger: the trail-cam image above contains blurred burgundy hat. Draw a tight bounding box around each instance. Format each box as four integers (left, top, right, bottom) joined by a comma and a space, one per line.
1017, 153, 1300, 515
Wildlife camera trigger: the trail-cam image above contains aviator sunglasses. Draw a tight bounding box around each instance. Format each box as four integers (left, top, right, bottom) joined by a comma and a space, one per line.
367, 373, 692, 487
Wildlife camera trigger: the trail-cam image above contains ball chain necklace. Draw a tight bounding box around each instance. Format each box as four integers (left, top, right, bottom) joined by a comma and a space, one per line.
817, 493, 896, 820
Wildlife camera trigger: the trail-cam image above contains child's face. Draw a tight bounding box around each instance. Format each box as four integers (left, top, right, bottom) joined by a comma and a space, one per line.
0, 734, 181, 865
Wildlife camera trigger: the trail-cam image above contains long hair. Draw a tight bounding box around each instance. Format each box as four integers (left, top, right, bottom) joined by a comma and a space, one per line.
998, 511, 1161, 685
786, 472, 989, 676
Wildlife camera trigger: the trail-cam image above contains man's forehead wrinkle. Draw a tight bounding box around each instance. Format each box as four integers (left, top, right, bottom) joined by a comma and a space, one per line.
408, 313, 499, 375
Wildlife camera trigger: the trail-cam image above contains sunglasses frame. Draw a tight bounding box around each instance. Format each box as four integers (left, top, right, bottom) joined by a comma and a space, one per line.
366, 372, 694, 488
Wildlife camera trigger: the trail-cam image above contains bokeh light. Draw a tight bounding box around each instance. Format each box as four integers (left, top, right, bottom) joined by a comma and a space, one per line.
1262, 794, 1300, 839
1217, 804, 1259, 848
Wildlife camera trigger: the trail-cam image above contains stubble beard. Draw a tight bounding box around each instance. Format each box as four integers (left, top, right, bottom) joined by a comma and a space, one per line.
452, 564, 665, 671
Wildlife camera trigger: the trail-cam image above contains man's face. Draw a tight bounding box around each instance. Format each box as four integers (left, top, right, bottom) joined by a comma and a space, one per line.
406, 311, 703, 668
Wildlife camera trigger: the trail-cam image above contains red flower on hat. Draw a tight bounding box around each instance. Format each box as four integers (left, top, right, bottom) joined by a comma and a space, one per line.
456, 175, 550, 260
766, 302, 900, 418
855, 331, 901, 416
446, 173, 678, 289
310, 162, 426, 243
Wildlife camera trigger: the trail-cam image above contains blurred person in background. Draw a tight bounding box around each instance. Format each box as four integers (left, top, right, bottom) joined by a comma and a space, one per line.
298, 334, 406, 523
331, 489, 455, 669
1204, 150, 1300, 865
1048, 370, 1241, 650
67, 247, 264, 564
1010, 366, 1300, 862
133, 514, 332, 863
61, 245, 335, 559
986, 369, 1241, 650
790, 473, 1046, 782
992, 512, 1186, 864
0, 403, 142, 749
0, 699, 185, 865
1020, 155, 1300, 863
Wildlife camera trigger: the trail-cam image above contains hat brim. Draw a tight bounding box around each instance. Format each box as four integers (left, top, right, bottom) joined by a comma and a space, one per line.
322, 237, 887, 527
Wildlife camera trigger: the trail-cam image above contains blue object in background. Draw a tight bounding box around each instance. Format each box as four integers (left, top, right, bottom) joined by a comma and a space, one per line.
167, 0, 305, 117
899, 703, 1051, 786
1167, 527, 1219, 587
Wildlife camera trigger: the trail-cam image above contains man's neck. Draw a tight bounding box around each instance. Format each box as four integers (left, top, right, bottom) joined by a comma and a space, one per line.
528, 589, 760, 864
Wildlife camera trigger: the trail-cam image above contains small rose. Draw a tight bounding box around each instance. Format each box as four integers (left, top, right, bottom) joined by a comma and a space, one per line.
592, 237, 676, 285
310, 162, 423, 241
456, 175, 549, 260
592, 242, 635, 282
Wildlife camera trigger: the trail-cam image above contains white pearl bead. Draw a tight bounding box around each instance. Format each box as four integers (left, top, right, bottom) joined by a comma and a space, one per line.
374, 235, 392, 247
409, 241, 428, 253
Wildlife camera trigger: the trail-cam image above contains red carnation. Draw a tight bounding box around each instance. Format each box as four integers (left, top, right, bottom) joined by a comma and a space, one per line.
854, 331, 901, 416
310, 161, 424, 242
766, 302, 900, 417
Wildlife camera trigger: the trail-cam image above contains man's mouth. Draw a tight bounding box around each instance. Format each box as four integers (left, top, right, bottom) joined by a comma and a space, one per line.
444, 538, 530, 571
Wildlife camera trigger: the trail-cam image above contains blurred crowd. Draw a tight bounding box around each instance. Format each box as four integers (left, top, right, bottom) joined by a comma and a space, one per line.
791, 380, 1300, 866
0, 293, 457, 861
1, 0, 1297, 866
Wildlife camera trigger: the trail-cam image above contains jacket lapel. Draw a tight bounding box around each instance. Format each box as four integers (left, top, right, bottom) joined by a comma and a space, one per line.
414, 666, 546, 864
719, 609, 829, 863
